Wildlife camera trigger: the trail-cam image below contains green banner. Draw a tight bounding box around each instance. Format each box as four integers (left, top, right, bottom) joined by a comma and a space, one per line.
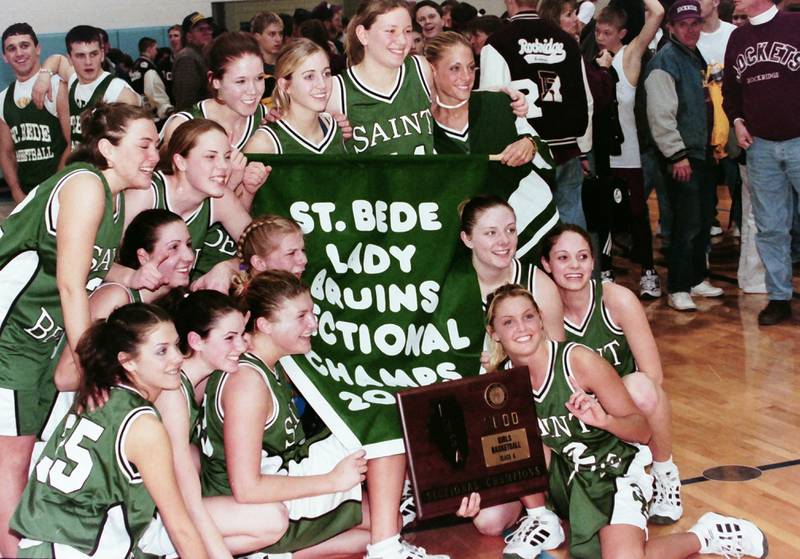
249, 155, 558, 457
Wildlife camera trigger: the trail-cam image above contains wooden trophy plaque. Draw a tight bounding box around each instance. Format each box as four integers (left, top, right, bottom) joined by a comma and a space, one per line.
397, 366, 548, 520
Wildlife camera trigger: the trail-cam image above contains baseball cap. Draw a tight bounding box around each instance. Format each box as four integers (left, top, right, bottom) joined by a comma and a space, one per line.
182, 12, 213, 35
667, 0, 702, 23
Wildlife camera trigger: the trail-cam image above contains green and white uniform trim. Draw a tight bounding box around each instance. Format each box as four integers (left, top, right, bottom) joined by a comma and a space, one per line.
335, 56, 433, 155
68, 73, 114, 148
535, 341, 651, 559
12, 385, 159, 558
564, 279, 636, 377
1, 78, 67, 193
253, 112, 347, 155
0, 163, 123, 436
163, 100, 267, 278
433, 91, 560, 262
200, 352, 361, 553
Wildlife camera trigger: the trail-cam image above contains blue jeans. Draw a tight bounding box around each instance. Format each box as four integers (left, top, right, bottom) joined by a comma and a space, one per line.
746, 136, 800, 301
666, 158, 715, 293
553, 157, 587, 228
643, 149, 672, 244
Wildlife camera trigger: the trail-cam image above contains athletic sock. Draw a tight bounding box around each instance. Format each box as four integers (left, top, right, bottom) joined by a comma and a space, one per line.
367, 534, 403, 555
525, 506, 548, 517
652, 456, 676, 476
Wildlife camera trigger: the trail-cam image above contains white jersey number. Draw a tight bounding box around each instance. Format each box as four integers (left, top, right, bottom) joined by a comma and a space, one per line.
509, 79, 543, 119
36, 415, 104, 493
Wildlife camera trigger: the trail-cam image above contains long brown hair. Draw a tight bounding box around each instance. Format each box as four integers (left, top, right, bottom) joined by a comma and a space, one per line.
234, 270, 309, 334
68, 102, 152, 169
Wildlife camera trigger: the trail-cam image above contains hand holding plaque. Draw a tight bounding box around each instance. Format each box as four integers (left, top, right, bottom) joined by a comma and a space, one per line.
397, 366, 548, 520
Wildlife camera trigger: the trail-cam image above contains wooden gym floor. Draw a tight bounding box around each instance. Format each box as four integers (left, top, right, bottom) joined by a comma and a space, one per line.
345, 188, 800, 558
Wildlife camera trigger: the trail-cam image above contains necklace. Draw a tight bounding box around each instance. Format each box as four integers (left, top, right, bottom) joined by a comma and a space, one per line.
436, 95, 468, 110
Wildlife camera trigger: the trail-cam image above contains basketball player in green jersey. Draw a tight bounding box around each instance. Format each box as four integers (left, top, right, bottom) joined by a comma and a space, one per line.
0, 103, 158, 557
0, 23, 70, 203
12, 303, 207, 559
244, 39, 347, 155
480, 284, 767, 559
39, 210, 195, 442
540, 224, 683, 525
117, 120, 262, 294
160, 33, 269, 284
32, 26, 140, 148
201, 271, 369, 556
134, 290, 287, 558
327, 0, 527, 157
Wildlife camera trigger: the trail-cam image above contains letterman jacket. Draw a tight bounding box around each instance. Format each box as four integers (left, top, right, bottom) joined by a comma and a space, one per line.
480, 10, 593, 165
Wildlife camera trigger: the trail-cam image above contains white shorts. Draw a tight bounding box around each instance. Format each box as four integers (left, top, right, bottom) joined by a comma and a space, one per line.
609, 444, 653, 534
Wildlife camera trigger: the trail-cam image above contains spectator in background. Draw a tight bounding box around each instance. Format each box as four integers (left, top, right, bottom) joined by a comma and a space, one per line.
723, 0, 800, 324
539, 0, 580, 41
172, 11, 213, 110
299, 19, 346, 74
311, 2, 345, 53
411, 22, 425, 56
96, 27, 114, 73
292, 9, 312, 38
415, 0, 446, 40
645, 0, 724, 312
467, 15, 502, 57
33, 25, 140, 147
251, 12, 283, 100
731, 6, 749, 24
481, 0, 594, 229
450, 2, 479, 33
130, 37, 173, 123
156, 24, 182, 102
441, 0, 460, 28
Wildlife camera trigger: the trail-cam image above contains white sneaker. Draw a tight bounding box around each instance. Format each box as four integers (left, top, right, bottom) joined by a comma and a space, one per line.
689, 512, 768, 558
668, 292, 697, 311
691, 281, 724, 298
639, 269, 662, 299
649, 466, 683, 524
399, 479, 417, 528
366, 540, 449, 559
503, 510, 564, 559
710, 225, 723, 236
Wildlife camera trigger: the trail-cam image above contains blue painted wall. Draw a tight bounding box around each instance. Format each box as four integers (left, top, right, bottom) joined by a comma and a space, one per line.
1, 25, 172, 89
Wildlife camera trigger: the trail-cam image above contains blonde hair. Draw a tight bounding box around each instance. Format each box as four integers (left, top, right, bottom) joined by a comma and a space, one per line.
345, 0, 411, 65
231, 215, 304, 295
485, 284, 541, 371
273, 38, 328, 111
423, 30, 472, 64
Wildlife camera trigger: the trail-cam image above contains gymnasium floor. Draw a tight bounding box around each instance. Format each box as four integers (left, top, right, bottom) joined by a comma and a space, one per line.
347, 191, 800, 558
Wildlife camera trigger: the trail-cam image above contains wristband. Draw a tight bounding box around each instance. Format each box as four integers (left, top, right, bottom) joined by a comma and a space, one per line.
38, 68, 54, 77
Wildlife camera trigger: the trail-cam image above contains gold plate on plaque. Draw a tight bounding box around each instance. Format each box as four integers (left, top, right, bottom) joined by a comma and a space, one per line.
481, 427, 531, 467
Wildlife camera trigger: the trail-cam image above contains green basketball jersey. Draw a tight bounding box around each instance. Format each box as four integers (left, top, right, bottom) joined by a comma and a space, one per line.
200, 353, 305, 497
172, 101, 267, 278
2, 80, 68, 193
335, 55, 433, 155
149, 170, 211, 257
0, 163, 124, 386
254, 112, 347, 155
179, 370, 202, 446
536, 341, 643, 558
200, 353, 360, 553
12, 385, 159, 557
68, 74, 114, 147
564, 280, 636, 377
